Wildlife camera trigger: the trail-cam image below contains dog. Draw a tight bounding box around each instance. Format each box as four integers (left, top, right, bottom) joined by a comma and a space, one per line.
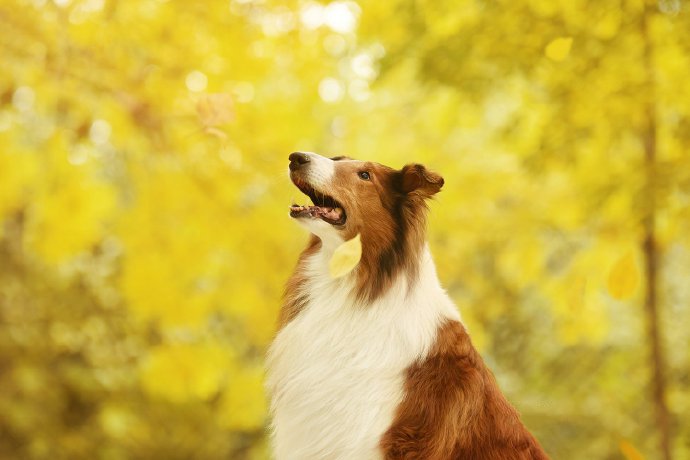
266, 152, 549, 459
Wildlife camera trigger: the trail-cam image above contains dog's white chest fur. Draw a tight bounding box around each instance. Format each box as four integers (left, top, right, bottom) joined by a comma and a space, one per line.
266, 247, 460, 460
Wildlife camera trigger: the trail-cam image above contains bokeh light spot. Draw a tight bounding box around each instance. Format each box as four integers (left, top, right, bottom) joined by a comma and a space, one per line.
12, 86, 35, 112
351, 53, 376, 80
186, 70, 208, 92
89, 119, 112, 145
318, 77, 344, 103
324, 1, 359, 33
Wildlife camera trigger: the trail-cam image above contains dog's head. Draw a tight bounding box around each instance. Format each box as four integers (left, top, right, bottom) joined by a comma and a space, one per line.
288, 152, 443, 299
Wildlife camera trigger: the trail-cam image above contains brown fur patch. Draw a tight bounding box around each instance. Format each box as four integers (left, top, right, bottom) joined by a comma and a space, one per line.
380, 320, 550, 459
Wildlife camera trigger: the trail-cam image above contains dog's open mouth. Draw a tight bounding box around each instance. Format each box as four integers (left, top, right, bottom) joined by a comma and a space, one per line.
290, 179, 347, 226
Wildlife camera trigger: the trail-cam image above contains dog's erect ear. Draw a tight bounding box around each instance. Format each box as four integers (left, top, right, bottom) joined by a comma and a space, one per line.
400, 164, 444, 197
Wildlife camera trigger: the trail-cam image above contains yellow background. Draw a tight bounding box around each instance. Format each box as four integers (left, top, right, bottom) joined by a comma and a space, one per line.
1, 0, 689, 458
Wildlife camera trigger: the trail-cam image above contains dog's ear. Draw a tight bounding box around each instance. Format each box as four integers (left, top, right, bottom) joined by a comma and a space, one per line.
400, 164, 444, 197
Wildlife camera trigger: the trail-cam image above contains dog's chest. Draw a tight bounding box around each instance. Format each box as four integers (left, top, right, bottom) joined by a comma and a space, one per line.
266, 279, 445, 460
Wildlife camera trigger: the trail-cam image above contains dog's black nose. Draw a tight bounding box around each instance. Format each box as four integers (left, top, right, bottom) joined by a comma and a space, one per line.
289, 152, 311, 171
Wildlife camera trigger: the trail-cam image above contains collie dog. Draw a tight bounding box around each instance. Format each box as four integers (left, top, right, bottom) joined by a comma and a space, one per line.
266, 152, 549, 459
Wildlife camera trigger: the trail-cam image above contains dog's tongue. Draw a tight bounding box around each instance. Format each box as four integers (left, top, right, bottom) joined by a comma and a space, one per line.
290, 205, 343, 221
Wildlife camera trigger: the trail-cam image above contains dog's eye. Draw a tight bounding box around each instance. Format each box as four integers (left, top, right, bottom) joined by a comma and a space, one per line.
358, 171, 370, 180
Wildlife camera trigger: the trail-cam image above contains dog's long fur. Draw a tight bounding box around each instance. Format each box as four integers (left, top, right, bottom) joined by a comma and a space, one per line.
266, 152, 549, 459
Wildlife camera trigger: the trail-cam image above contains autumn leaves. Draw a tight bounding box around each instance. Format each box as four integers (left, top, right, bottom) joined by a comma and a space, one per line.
607, 250, 639, 300
544, 37, 573, 62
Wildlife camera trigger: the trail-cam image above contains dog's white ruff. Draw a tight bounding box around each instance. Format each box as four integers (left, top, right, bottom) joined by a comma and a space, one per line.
266, 244, 460, 460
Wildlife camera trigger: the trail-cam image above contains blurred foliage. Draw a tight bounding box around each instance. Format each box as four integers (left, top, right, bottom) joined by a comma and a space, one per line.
1, 0, 689, 459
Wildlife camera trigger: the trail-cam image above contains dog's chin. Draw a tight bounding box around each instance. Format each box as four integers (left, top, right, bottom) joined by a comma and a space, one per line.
294, 216, 346, 247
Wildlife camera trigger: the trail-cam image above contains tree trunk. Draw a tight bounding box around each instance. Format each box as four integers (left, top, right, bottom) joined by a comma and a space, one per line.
640, 5, 672, 460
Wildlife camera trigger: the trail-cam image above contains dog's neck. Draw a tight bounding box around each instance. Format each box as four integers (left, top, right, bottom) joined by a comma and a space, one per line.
337, 204, 432, 304
308, 234, 445, 313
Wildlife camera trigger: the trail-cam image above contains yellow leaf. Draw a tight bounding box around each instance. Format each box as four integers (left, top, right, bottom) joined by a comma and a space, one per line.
607, 251, 640, 300
328, 234, 362, 279
620, 439, 645, 460
545, 37, 573, 62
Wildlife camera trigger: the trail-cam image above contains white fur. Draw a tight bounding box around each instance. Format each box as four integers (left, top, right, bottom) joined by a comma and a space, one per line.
294, 217, 344, 250
297, 152, 335, 186
266, 244, 460, 460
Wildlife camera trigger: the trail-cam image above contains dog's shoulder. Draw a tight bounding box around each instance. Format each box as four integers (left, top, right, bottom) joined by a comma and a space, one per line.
380, 320, 550, 459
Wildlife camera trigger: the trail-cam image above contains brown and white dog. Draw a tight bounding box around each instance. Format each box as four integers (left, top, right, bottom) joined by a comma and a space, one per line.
266, 152, 549, 459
